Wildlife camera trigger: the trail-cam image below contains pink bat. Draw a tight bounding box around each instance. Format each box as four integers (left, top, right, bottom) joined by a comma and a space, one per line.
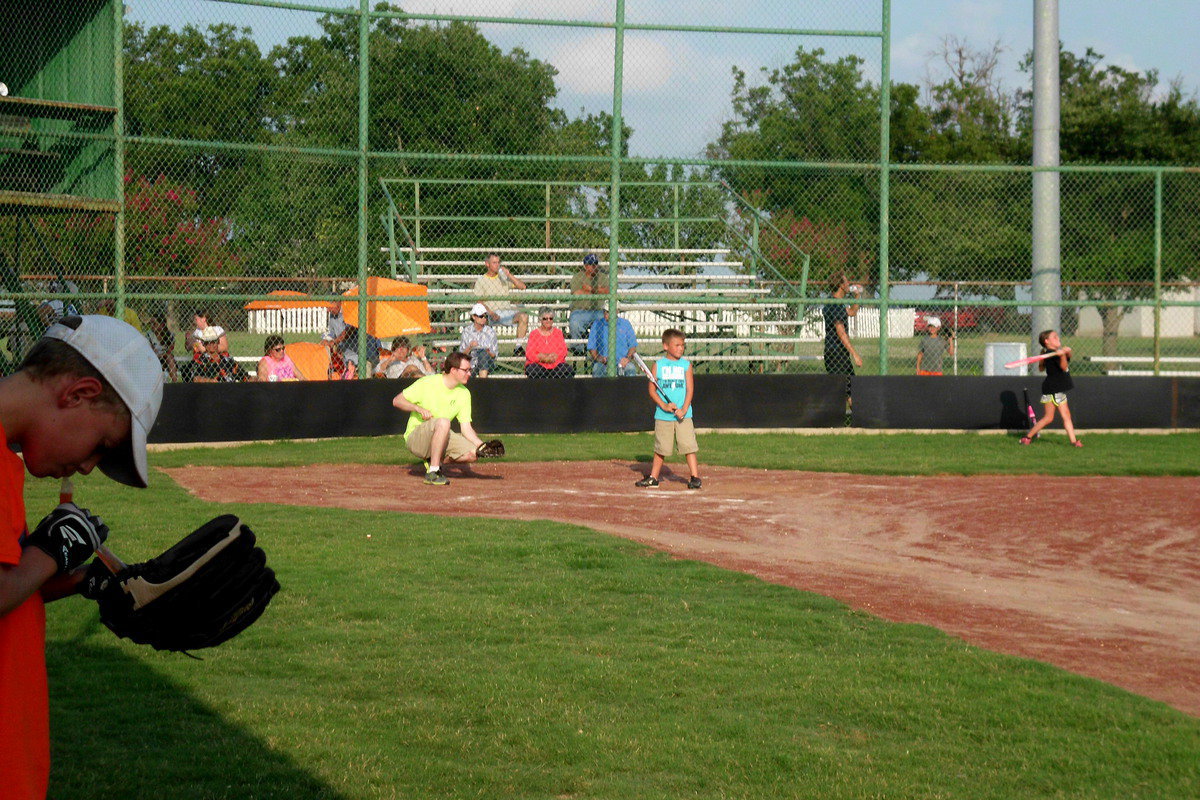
1004, 350, 1065, 369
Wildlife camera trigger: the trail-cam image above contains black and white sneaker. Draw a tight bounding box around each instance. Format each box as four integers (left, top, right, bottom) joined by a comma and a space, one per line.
686, 476, 702, 490
635, 476, 659, 488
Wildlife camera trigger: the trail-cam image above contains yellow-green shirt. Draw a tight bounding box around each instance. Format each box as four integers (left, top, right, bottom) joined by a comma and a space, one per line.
402, 374, 472, 440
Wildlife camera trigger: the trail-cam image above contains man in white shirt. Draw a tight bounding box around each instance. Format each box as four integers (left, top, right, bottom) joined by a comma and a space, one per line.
472, 253, 529, 354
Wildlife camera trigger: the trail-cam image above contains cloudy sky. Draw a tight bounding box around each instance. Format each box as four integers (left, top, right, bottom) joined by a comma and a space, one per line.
129, 0, 1200, 158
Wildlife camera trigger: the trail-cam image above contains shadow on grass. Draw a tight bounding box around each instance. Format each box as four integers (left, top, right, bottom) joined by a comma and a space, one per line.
47, 639, 346, 800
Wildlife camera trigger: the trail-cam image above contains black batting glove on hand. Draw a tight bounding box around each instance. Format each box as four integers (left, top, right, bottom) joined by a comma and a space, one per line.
24, 503, 109, 574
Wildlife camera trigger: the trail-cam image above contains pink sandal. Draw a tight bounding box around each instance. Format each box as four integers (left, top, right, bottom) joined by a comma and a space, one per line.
1072, 440, 1083, 448
1019, 437, 1032, 445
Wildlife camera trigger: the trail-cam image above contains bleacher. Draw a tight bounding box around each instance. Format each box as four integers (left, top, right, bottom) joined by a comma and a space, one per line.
393, 245, 821, 374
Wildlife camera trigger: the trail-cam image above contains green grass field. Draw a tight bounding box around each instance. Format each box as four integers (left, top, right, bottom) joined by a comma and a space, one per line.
38, 433, 1200, 799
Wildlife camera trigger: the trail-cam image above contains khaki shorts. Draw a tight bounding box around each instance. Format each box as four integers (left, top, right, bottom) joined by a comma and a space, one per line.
654, 418, 699, 457
405, 419, 475, 461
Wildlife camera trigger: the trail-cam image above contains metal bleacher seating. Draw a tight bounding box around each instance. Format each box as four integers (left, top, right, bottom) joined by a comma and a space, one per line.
390, 246, 821, 375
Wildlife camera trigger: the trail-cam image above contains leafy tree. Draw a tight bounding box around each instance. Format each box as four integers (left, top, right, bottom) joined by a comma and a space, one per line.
268, 10, 614, 261
36, 172, 241, 285
1016, 48, 1200, 352
922, 37, 1019, 163
123, 22, 273, 211
709, 47, 927, 290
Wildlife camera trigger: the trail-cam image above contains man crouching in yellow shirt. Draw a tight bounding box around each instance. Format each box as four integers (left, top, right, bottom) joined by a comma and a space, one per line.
392, 352, 487, 486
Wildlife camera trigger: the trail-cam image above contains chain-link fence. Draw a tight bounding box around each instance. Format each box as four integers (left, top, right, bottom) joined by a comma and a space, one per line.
2, 1, 1197, 381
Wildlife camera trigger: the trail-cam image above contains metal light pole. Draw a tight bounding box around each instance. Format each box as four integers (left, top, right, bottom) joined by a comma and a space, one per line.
1031, 0, 1062, 346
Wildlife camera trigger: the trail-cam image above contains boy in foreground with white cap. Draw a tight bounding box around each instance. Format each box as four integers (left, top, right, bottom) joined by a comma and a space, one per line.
0, 315, 163, 799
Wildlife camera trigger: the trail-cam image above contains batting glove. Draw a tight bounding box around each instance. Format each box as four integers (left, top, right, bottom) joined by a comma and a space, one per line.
25, 503, 109, 574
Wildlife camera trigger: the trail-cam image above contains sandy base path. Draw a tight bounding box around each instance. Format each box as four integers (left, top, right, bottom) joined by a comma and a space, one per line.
164, 461, 1200, 716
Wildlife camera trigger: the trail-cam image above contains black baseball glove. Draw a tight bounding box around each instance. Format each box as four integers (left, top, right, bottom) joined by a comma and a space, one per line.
81, 515, 280, 654
476, 439, 505, 458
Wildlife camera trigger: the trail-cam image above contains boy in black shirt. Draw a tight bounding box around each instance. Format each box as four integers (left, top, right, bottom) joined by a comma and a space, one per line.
1020, 329, 1082, 447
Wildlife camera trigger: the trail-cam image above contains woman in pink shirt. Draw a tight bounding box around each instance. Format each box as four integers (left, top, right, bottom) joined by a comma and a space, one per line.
524, 308, 575, 379
256, 335, 301, 381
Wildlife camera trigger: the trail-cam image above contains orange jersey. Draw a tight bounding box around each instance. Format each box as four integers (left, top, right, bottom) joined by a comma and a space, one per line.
0, 422, 50, 800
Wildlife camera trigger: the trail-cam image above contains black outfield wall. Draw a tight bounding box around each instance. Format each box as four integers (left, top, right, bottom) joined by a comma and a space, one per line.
853, 376, 1200, 430
149, 375, 1199, 444
149, 374, 850, 443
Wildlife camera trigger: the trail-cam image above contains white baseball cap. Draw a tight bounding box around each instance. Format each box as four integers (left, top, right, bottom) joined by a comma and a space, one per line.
42, 315, 164, 488
470, 303, 488, 317
926, 316, 941, 328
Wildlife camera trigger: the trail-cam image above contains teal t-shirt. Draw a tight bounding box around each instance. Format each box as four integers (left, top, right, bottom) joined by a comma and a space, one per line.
654, 356, 692, 421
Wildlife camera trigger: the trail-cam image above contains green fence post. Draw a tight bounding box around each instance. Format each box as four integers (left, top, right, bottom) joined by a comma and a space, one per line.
355, 0, 370, 375
113, 0, 125, 317
1153, 169, 1163, 374
605, 0, 626, 378
876, 0, 892, 375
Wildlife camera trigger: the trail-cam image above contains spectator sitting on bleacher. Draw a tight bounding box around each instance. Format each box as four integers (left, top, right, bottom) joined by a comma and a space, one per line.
37, 277, 81, 326
375, 336, 433, 380
587, 308, 638, 377
460, 304, 498, 378
322, 331, 356, 380
325, 299, 381, 373
143, 307, 178, 382
185, 309, 226, 355
94, 298, 144, 334
472, 253, 528, 355
525, 308, 575, 379
192, 326, 249, 382
257, 335, 300, 382
569, 253, 607, 355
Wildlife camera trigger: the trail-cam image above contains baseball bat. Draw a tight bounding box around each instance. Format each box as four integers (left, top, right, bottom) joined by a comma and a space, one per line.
1004, 350, 1064, 369
1022, 388, 1039, 439
631, 352, 669, 403
59, 477, 127, 573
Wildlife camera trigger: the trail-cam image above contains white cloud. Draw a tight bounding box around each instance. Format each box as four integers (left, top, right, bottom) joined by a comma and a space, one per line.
551, 31, 683, 95
948, 0, 1005, 43
890, 32, 939, 84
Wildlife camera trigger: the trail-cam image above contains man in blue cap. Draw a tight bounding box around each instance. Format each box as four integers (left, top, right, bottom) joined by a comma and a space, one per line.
568, 253, 608, 355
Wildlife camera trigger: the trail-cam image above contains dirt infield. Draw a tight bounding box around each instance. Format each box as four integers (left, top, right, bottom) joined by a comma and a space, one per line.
164, 461, 1200, 716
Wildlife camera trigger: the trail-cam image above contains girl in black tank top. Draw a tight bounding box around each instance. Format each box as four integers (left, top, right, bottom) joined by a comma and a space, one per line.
1020, 330, 1082, 447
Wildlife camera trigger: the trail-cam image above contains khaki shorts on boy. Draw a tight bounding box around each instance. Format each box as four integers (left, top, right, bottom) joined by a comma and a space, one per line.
654, 418, 699, 457
405, 419, 476, 461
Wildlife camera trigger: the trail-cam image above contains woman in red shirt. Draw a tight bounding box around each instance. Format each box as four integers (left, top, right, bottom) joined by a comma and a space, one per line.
524, 308, 575, 379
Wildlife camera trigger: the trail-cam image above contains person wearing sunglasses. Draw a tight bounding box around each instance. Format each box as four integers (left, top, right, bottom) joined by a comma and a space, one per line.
392, 351, 489, 486
256, 335, 300, 382
459, 303, 499, 378
524, 308, 575, 379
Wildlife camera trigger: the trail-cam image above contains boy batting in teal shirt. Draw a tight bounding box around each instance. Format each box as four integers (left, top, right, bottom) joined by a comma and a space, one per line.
636, 329, 702, 489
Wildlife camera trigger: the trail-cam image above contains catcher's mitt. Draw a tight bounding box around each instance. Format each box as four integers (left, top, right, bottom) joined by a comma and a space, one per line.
81, 515, 279, 653
475, 438, 505, 458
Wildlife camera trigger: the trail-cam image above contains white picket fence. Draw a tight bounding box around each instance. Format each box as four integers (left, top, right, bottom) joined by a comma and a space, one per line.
247, 307, 329, 334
